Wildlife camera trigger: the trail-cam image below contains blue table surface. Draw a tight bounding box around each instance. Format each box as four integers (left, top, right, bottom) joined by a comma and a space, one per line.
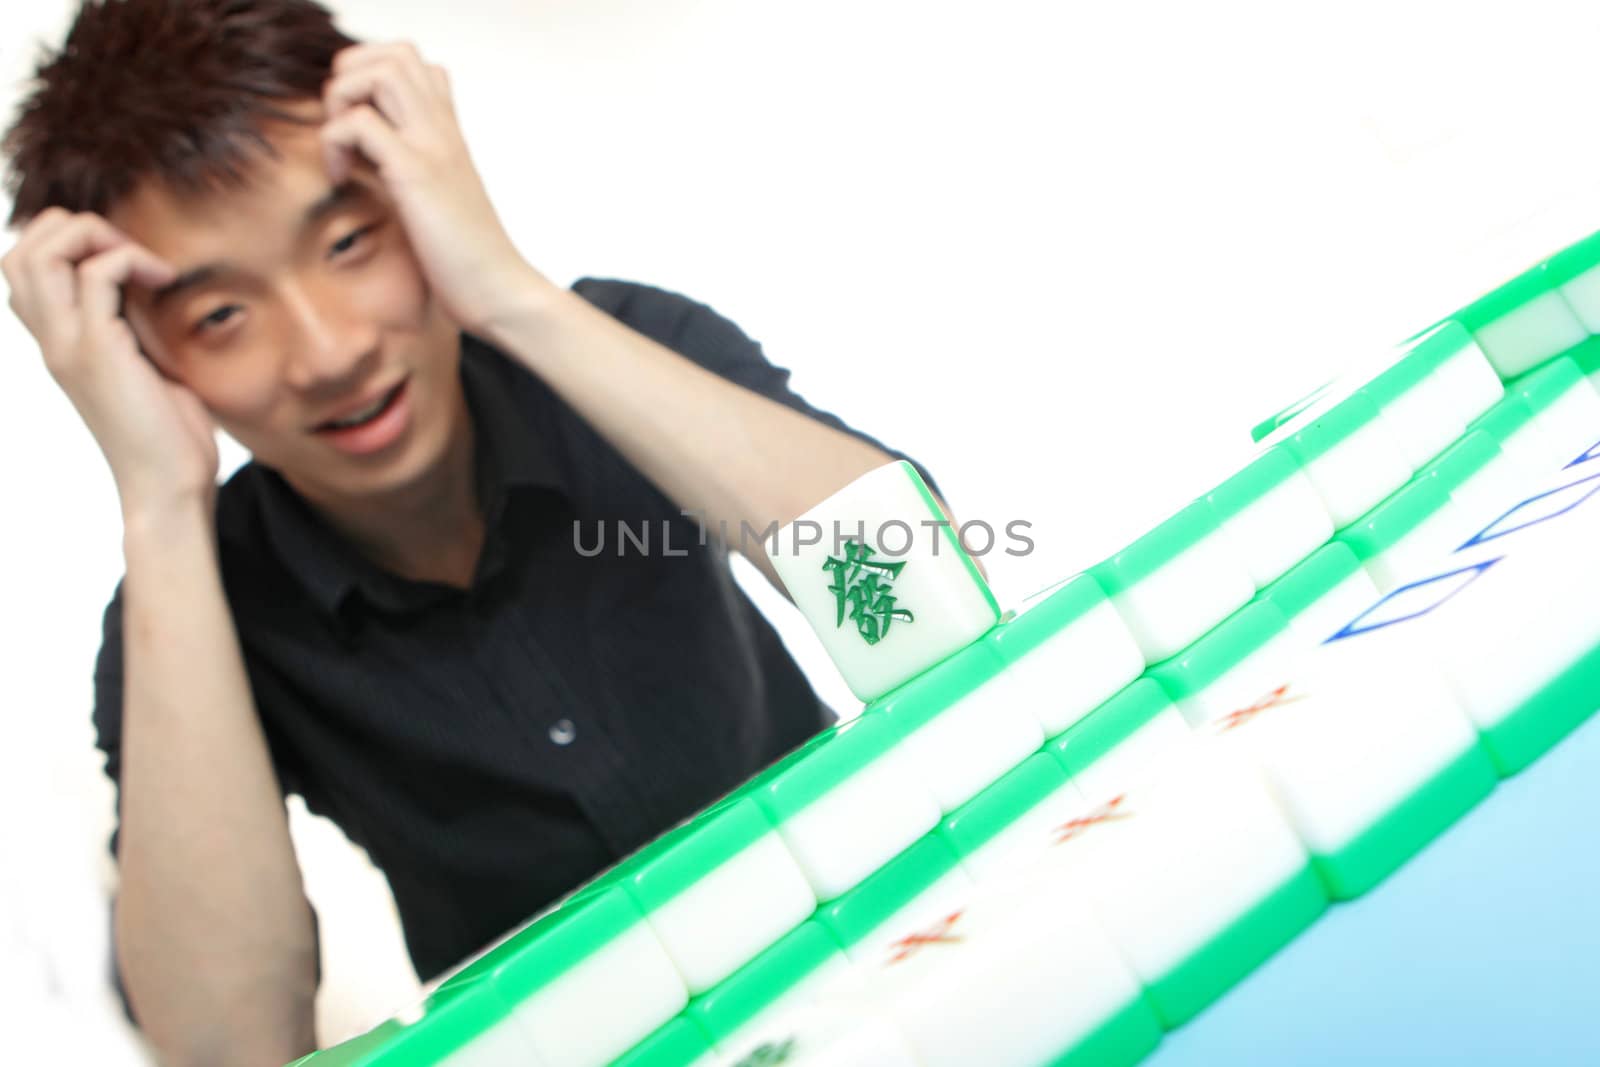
1144, 709, 1600, 1066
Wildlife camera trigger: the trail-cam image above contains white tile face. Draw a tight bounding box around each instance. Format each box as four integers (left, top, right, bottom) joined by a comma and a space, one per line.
1110, 539, 1255, 663
1559, 266, 1600, 332
1530, 387, 1600, 470
1411, 538, 1600, 735
515, 923, 687, 1067
1004, 602, 1145, 736
1286, 571, 1382, 646
1208, 641, 1479, 855
1221, 470, 1334, 589
766, 462, 999, 702
777, 752, 941, 901
866, 874, 1146, 1067
1069, 710, 1198, 805
1302, 421, 1414, 527
647, 834, 817, 994
1324, 493, 1600, 741
1171, 632, 1303, 729
1436, 343, 1505, 426
1498, 422, 1562, 480
895, 672, 1044, 814
1447, 452, 1541, 545
1360, 501, 1469, 594
1378, 382, 1466, 470
842, 868, 977, 972
1035, 744, 1311, 984
1472, 295, 1589, 379
955, 781, 1091, 886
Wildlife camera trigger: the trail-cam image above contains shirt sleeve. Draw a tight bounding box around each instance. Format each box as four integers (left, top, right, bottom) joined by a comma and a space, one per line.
569, 277, 946, 502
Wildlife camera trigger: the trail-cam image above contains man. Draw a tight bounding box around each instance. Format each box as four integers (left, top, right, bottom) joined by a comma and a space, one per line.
1, 2, 947, 1064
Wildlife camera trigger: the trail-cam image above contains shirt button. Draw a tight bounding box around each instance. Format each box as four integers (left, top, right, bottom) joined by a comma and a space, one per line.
548, 718, 577, 746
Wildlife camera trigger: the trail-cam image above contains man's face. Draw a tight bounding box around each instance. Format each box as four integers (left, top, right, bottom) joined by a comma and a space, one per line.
111, 100, 465, 509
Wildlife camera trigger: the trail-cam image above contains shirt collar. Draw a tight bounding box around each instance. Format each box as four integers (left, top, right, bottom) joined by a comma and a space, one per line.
255, 331, 564, 619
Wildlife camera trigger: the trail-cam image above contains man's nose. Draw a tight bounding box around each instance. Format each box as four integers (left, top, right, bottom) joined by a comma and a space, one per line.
280, 282, 378, 393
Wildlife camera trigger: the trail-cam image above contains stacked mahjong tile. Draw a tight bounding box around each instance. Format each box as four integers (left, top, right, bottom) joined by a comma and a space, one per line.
289, 228, 1600, 1067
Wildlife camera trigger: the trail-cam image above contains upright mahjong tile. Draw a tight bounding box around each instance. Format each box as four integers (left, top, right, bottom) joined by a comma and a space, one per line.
853, 852, 1162, 1067
764, 460, 1001, 701
936, 752, 1091, 885
1275, 392, 1414, 527
1377, 321, 1503, 455
868, 637, 1043, 814
1046, 678, 1196, 803
1033, 739, 1327, 1028
1466, 393, 1555, 484
1146, 601, 1304, 729
1355, 329, 1461, 468
813, 833, 977, 973
1503, 356, 1600, 471
1255, 542, 1380, 646
1453, 262, 1589, 380
1205, 446, 1332, 590
286, 977, 546, 1066
1088, 498, 1255, 663
989, 572, 1145, 737
1418, 431, 1536, 543
1334, 475, 1470, 593
684, 921, 863, 1063
742, 712, 940, 900
1188, 607, 1496, 899
442, 886, 686, 1067
1545, 227, 1600, 333
616, 796, 817, 995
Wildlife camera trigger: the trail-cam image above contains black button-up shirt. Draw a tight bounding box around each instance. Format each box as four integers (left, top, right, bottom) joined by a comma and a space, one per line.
91, 278, 938, 983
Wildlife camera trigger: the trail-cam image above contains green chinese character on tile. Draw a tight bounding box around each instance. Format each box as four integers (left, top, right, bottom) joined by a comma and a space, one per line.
823, 538, 913, 645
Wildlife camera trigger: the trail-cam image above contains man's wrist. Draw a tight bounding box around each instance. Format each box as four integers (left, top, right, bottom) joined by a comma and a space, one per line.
121, 491, 215, 555
471, 265, 570, 362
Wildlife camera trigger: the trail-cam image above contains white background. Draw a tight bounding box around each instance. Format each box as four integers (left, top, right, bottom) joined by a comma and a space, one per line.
4, 0, 1600, 1060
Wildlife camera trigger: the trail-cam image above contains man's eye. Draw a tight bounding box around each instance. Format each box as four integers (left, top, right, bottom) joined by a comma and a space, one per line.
330, 224, 376, 258
195, 305, 239, 334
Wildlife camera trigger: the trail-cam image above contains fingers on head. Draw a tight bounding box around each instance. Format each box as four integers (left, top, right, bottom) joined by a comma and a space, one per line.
78, 243, 172, 322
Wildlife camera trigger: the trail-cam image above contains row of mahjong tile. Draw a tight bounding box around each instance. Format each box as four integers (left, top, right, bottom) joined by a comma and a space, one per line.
1436, 224, 1600, 382
287, 268, 1600, 1067
597, 348, 1600, 1066
766, 316, 1510, 715
291, 346, 1600, 1067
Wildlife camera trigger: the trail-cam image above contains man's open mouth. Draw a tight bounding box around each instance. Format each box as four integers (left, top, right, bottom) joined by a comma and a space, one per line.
318, 381, 406, 432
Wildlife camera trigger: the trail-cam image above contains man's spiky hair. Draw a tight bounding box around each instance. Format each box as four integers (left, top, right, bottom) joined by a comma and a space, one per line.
3, 0, 356, 227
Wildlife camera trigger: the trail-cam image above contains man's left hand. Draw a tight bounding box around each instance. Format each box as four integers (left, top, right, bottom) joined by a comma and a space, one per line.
321, 42, 548, 336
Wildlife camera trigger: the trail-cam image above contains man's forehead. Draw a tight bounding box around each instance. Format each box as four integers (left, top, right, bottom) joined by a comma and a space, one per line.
109, 124, 378, 255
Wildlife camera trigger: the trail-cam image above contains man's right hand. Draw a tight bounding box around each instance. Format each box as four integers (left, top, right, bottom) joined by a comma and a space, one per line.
3, 208, 219, 519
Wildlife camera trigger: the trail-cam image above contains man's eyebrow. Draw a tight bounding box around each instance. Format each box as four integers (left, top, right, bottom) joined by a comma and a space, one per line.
148, 182, 370, 310
302, 179, 367, 229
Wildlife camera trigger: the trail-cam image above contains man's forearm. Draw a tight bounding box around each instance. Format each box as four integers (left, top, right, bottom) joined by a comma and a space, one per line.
116, 500, 317, 1067
478, 277, 894, 587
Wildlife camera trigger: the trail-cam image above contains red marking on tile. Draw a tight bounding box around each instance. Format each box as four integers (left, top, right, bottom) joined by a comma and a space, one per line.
1052, 793, 1132, 845
1214, 683, 1306, 734
887, 909, 966, 964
